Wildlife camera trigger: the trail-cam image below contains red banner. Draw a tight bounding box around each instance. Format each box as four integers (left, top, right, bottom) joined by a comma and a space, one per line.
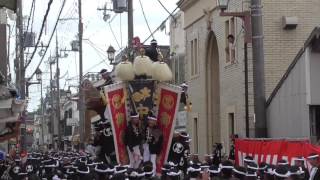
156, 84, 181, 173
235, 139, 320, 166
105, 83, 129, 165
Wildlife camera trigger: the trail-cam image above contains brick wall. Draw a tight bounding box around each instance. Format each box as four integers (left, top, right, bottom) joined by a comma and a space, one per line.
263, 0, 320, 97
178, 0, 320, 155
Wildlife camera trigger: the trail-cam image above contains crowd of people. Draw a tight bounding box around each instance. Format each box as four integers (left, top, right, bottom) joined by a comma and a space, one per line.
0, 112, 319, 179
0, 148, 319, 179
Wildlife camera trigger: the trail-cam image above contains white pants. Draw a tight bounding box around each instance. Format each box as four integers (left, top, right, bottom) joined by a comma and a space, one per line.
143, 143, 150, 162
127, 146, 141, 169
150, 154, 157, 176
143, 143, 156, 176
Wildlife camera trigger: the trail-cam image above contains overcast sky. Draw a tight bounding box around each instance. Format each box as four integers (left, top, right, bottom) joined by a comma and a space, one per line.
21, 0, 179, 111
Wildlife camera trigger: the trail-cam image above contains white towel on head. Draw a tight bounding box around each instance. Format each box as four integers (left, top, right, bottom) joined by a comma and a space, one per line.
52, 175, 61, 180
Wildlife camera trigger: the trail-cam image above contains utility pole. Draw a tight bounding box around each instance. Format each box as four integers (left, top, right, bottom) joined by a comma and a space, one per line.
0, 24, 8, 83
49, 57, 55, 146
128, 0, 133, 61
78, 0, 85, 149
18, 0, 25, 99
251, 0, 267, 137
40, 79, 44, 146
17, 0, 27, 151
55, 32, 61, 149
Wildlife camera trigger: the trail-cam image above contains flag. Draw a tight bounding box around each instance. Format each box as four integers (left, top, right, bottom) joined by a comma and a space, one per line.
155, 83, 181, 173
128, 80, 156, 118
104, 82, 129, 164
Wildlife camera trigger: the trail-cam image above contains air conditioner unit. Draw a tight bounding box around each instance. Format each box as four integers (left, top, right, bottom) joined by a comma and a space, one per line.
282, 16, 298, 30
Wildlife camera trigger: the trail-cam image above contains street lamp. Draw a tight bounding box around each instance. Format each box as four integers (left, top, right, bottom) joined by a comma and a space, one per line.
35, 68, 42, 82
216, 0, 230, 11
107, 45, 116, 65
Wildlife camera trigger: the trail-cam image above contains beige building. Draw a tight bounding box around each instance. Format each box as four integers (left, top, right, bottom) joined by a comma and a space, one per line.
175, 0, 320, 156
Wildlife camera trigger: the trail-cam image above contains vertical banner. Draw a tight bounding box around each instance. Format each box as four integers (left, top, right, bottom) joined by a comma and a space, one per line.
155, 83, 181, 173
128, 80, 155, 117
104, 82, 129, 165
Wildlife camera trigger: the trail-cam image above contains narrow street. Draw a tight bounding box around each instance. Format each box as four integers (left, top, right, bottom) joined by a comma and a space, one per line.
0, 0, 320, 179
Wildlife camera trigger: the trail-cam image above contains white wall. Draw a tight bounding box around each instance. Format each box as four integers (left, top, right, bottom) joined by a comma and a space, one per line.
310, 52, 320, 105
267, 50, 310, 138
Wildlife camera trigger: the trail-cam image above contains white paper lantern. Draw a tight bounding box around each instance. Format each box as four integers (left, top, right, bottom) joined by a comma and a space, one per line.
133, 55, 153, 76
152, 61, 173, 82
115, 61, 135, 81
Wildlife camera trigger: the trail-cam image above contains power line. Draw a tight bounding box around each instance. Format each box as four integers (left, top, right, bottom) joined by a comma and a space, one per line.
138, 0, 154, 39
143, 6, 179, 44
30, 0, 36, 33
120, 13, 123, 48
156, 0, 175, 20
24, 0, 54, 69
83, 60, 105, 74
25, 0, 37, 65
24, 0, 35, 35
108, 22, 121, 49
84, 40, 110, 62
29, 0, 67, 79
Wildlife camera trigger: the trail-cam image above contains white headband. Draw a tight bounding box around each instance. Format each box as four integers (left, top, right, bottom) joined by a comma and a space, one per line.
66, 169, 75, 174
278, 162, 289, 165
247, 165, 259, 170
219, 164, 234, 169
273, 170, 290, 178
187, 167, 201, 172
95, 166, 108, 173
244, 158, 255, 163
307, 154, 319, 159
208, 168, 221, 174
148, 116, 157, 121
137, 172, 145, 177
115, 169, 127, 174
77, 168, 90, 174
167, 170, 181, 176
144, 171, 154, 175
246, 172, 257, 177
232, 168, 246, 175
130, 114, 139, 118
289, 167, 305, 175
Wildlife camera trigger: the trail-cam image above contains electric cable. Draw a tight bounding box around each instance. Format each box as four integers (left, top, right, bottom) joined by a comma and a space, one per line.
138, 0, 154, 39
25, 0, 54, 69
24, 0, 35, 35
29, 0, 67, 79
143, 6, 179, 44
108, 23, 121, 49
120, 13, 123, 48
30, 0, 36, 38
83, 40, 110, 63
25, 0, 36, 65
156, 0, 175, 20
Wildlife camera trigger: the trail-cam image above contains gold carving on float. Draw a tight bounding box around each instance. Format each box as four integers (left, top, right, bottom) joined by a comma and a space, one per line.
132, 87, 151, 102
112, 94, 122, 109
160, 112, 171, 127
116, 113, 125, 126
161, 95, 174, 110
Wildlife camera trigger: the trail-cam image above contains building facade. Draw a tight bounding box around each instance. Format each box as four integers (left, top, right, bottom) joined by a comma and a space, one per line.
267, 27, 320, 142
62, 99, 79, 150
169, 11, 188, 131
176, 0, 320, 156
